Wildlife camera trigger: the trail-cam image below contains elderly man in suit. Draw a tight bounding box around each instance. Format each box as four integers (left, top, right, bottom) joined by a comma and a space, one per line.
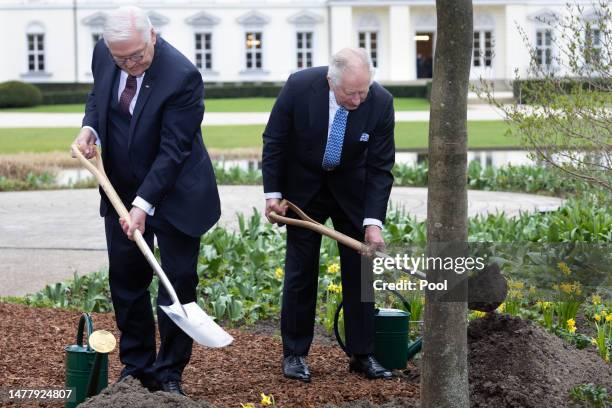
263, 48, 395, 381
73, 6, 220, 395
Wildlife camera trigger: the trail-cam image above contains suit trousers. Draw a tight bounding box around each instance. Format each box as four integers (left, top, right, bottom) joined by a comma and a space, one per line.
104, 212, 200, 383
281, 185, 375, 357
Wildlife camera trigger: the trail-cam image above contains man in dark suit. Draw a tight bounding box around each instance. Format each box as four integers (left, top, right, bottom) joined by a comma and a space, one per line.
73, 6, 220, 395
263, 48, 395, 381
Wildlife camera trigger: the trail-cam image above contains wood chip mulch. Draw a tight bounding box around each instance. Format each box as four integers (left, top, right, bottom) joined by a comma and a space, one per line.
0, 303, 420, 407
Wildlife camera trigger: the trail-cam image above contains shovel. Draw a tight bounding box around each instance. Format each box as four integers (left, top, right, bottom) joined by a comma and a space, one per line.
269, 199, 507, 312
72, 144, 233, 348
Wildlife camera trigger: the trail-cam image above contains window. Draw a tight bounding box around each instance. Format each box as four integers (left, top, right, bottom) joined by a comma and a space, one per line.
535, 29, 553, 67
195, 32, 212, 70
585, 27, 601, 65
473, 31, 493, 67
296, 31, 313, 69
27, 33, 45, 72
358, 31, 378, 67
245, 32, 262, 69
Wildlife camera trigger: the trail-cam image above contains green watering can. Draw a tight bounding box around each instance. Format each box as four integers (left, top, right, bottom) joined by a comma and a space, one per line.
64, 313, 109, 408
334, 290, 423, 370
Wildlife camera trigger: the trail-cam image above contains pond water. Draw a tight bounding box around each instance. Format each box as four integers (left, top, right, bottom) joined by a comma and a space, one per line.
57, 150, 536, 186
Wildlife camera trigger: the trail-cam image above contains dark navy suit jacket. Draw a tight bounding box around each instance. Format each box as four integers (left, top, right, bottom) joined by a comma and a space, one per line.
262, 66, 395, 229
83, 36, 220, 237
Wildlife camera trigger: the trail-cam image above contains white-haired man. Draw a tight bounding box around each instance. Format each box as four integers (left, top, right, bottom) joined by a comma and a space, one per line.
263, 48, 395, 381
73, 6, 220, 395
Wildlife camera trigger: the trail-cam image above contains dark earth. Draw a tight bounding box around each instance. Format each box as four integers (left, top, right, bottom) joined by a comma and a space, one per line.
0, 303, 609, 407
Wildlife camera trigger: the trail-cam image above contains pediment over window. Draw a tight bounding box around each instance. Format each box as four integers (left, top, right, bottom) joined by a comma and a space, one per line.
357, 14, 380, 31
474, 12, 495, 27
186, 11, 221, 27
528, 8, 559, 24
82, 12, 107, 27
147, 11, 169, 27
287, 10, 324, 26
236, 10, 270, 26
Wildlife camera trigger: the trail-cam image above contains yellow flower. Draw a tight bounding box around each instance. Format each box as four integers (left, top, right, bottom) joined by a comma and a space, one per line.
260, 393, 273, 406
591, 294, 602, 305
566, 319, 576, 334
529, 286, 536, 295
274, 267, 284, 280
472, 311, 487, 319
560, 283, 573, 294
240, 404, 255, 408
327, 283, 342, 294
602, 310, 608, 317
557, 262, 571, 276
606, 315, 612, 323
594, 314, 601, 322
508, 280, 525, 290
591, 338, 598, 346
327, 263, 340, 274
537, 300, 551, 310
508, 289, 524, 300
497, 303, 506, 313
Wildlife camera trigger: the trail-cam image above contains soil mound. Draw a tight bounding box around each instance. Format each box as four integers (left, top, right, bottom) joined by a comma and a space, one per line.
468, 313, 611, 408
79, 377, 215, 408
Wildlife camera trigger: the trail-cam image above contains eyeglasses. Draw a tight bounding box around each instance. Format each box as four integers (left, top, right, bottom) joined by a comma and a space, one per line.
111, 45, 148, 66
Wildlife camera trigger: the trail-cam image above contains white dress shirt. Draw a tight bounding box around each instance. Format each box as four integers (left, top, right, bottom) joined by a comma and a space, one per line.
82, 70, 155, 216
265, 90, 382, 229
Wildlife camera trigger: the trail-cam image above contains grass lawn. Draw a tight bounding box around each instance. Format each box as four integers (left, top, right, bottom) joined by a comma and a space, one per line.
0, 97, 430, 113
0, 121, 516, 154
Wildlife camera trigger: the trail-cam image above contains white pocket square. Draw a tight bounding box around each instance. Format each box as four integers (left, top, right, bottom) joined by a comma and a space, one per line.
359, 133, 369, 142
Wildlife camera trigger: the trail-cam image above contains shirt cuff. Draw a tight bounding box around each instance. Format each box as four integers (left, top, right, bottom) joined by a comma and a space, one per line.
132, 196, 155, 216
82, 126, 101, 146
363, 218, 383, 228
265, 192, 283, 200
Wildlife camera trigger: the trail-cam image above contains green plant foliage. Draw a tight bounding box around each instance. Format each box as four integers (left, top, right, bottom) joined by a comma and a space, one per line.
569, 383, 611, 408
0, 81, 42, 108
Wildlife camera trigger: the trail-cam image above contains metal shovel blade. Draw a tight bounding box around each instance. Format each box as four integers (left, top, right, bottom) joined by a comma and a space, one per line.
160, 302, 233, 348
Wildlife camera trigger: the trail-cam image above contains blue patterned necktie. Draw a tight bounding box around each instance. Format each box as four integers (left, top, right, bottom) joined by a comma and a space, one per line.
322, 106, 348, 170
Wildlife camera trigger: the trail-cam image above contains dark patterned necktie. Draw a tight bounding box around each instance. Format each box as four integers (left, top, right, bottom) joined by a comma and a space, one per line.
119, 75, 137, 116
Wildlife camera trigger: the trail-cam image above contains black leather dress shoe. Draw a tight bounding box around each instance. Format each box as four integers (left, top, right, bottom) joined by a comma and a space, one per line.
283, 355, 311, 382
161, 380, 186, 396
349, 355, 392, 380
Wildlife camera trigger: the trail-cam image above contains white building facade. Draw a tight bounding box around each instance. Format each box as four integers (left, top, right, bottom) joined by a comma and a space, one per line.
0, 0, 597, 85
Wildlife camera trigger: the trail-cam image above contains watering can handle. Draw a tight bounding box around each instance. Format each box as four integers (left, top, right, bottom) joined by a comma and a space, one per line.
76, 313, 94, 352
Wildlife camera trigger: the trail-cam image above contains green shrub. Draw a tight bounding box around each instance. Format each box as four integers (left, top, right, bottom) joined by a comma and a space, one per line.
0, 81, 42, 108
569, 383, 611, 408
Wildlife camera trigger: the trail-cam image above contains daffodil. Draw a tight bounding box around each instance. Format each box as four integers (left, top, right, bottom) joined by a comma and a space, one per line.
327, 283, 342, 294
557, 262, 572, 276
497, 303, 506, 313
240, 403, 255, 408
591, 294, 602, 305
591, 338, 598, 346
275, 267, 284, 280
472, 311, 487, 319
566, 318, 576, 334
606, 314, 612, 323
327, 263, 340, 274
594, 314, 601, 322
260, 393, 273, 406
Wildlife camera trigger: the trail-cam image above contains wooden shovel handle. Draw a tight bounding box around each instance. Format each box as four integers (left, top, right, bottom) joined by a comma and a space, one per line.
71, 144, 182, 305
269, 199, 367, 253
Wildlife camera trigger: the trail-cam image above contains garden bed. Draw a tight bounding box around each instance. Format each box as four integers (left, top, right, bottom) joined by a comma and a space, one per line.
0, 303, 609, 407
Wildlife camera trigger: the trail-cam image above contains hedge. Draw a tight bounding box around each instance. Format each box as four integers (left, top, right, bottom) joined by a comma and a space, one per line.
0, 81, 43, 108
30, 82, 432, 105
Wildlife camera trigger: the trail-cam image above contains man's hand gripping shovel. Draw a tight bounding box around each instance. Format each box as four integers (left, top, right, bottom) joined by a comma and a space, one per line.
71, 144, 233, 348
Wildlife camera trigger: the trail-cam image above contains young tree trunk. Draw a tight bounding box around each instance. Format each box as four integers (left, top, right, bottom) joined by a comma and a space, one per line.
421, 2, 473, 408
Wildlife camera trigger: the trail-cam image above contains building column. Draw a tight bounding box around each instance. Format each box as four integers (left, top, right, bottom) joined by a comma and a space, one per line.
389, 5, 413, 82
329, 6, 353, 54
505, 5, 529, 79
